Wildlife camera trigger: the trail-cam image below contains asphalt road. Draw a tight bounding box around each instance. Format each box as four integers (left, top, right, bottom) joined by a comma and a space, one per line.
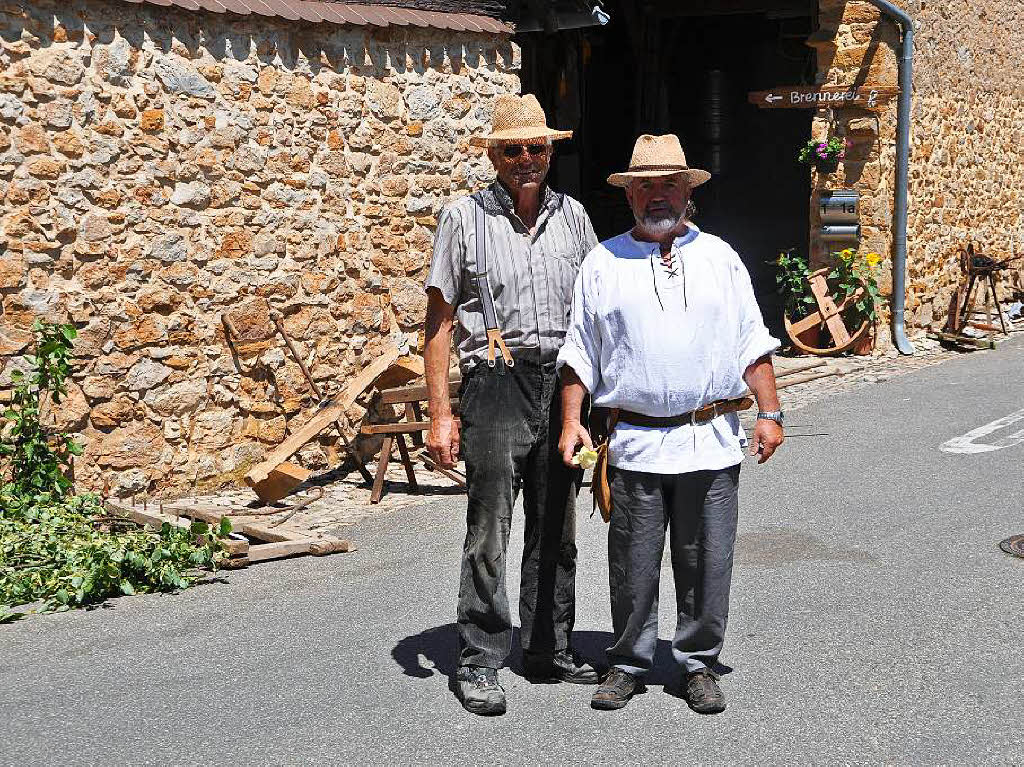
3, 338, 1024, 766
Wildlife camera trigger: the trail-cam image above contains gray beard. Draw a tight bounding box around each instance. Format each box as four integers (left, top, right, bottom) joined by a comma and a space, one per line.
637, 212, 686, 237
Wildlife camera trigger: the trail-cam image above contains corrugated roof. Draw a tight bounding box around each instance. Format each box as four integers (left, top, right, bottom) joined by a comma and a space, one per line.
115, 0, 514, 33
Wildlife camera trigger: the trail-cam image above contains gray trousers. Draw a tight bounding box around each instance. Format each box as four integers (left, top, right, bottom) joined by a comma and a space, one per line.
607, 464, 740, 676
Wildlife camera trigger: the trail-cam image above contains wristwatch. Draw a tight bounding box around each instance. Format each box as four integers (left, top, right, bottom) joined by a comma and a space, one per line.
756, 410, 785, 426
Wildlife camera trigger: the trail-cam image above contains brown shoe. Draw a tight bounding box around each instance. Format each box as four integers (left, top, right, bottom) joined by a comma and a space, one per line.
684, 669, 726, 714
590, 667, 644, 710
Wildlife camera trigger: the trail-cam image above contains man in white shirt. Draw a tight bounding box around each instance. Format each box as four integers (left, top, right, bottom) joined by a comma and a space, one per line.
556, 134, 785, 714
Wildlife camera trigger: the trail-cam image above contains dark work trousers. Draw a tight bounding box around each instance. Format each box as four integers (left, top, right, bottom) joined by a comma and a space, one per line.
606, 465, 741, 676
456, 352, 581, 670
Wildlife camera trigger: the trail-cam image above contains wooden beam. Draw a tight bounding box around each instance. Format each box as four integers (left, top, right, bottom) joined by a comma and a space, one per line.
245, 344, 401, 487
247, 540, 319, 563
808, 272, 852, 346
379, 377, 460, 405
105, 500, 250, 557
361, 420, 432, 435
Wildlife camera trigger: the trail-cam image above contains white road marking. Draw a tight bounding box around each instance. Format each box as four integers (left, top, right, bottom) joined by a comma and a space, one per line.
940, 407, 1024, 454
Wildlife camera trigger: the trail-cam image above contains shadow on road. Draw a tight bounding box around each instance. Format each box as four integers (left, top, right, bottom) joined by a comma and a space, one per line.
391, 624, 731, 695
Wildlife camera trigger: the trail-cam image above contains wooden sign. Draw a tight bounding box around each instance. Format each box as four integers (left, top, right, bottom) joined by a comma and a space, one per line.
748, 85, 898, 110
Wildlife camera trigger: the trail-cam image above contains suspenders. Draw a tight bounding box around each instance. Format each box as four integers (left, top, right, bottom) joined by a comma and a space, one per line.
472, 196, 515, 368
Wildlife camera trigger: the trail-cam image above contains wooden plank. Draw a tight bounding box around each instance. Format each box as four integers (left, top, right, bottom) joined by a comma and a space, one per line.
370, 355, 425, 392
927, 330, 997, 350
158, 503, 319, 545
774, 359, 828, 377
247, 539, 317, 563
774, 371, 838, 390
246, 461, 311, 503
245, 536, 354, 563
107, 500, 351, 566
808, 272, 852, 346
379, 377, 460, 405
788, 287, 865, 336
360, 420, 431, 435
105, 501, 250, 557
245, 344, 401, 486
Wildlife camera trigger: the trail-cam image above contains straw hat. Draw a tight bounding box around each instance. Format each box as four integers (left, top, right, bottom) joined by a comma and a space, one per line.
607, 134, 711, 188
470, 93, 573, 148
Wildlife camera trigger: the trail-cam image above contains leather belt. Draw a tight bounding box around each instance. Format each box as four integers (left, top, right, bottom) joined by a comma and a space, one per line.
618, 397, 754, 428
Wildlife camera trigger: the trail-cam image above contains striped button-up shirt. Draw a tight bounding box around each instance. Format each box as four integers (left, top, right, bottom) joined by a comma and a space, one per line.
426, 181, 598, 371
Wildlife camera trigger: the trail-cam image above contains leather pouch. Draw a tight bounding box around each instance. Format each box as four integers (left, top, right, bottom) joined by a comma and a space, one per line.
590, 408, 619, 523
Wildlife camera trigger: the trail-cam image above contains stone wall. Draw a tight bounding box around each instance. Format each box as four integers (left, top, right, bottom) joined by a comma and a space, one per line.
812, 0, 1024, 339
0, 0, 519, 496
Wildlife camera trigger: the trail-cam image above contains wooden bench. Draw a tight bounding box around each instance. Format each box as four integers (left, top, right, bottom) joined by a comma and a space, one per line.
360, 374, 466, 503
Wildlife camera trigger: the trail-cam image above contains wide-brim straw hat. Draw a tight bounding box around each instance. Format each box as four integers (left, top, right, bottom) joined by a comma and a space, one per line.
607, 134, 711, 188
470, 93, 573, 147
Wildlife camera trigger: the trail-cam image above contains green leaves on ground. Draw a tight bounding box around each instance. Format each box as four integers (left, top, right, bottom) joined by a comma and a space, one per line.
0, 490, 230, 622
0, 320, 232, 622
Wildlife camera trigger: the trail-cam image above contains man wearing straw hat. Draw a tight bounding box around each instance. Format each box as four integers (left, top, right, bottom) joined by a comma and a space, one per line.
423, 94, 600, 716
557, 134, 785, 714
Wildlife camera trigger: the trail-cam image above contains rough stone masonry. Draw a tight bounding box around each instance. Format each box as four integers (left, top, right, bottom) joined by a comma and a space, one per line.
811, 0, 1024, 336
0, 0, 518, 496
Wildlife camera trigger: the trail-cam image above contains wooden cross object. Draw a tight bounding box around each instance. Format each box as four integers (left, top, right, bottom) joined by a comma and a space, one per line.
785, 268, 870, 356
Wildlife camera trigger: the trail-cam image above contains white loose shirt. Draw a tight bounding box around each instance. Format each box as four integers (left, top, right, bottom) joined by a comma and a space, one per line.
556, 225, 780, 474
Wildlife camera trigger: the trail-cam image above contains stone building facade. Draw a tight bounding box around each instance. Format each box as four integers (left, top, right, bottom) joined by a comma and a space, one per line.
812, 0, 1024, 333
2, 0, 1021, 496
0, 0, 518, 496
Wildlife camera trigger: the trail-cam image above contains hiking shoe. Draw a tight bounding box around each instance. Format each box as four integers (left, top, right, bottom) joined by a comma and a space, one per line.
453, 665, 506, 716
591, 667, 644, 710
524, 648, 599, 684
684, 669, 726, 714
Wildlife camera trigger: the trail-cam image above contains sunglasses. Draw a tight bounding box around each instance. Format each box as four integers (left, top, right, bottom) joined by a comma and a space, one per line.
501, 143, 548, 159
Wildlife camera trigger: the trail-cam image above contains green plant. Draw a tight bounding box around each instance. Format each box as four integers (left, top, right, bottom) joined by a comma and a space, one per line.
0, 491, 231, 622
0, 319, 82, 497
798, 136, 849, 170
0, 321, 231, 622
775, 248, 816, 317
828, 248, 882, 324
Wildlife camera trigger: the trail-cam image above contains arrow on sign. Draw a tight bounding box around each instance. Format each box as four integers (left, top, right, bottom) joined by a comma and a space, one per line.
749, 85, 899, 110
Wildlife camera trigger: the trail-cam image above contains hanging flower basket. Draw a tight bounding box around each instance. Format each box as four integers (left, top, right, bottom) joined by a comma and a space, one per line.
798, 137, 850, 173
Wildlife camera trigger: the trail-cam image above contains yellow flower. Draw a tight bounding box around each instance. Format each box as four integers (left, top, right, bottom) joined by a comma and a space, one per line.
571, 446, 599, 470
865, 252, 882, 267
839, 248, 854, 261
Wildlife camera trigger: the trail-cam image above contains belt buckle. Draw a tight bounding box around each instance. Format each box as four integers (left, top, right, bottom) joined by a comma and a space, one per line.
691, 401, 718, 426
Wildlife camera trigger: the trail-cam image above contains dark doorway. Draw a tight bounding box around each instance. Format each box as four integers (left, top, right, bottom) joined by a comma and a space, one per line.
520, 1, 817, 335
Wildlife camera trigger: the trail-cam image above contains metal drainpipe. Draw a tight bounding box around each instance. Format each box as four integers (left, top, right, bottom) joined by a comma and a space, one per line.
865, 0, 916, 354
